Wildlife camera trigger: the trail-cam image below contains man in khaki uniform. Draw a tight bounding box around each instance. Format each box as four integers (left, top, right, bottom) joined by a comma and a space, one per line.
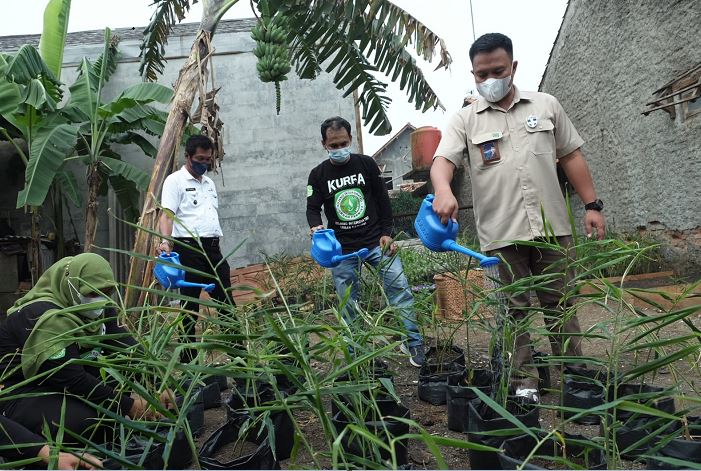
431, 33, 606, 401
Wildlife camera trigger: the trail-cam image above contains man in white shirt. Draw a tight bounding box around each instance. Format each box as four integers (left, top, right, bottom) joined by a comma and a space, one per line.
157, 135, 233, 363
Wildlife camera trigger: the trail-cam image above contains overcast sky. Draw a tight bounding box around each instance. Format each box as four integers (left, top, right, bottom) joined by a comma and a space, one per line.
0, 0, 567, 153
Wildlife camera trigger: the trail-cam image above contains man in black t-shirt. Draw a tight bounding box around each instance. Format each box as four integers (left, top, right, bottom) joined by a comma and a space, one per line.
306, 116, 425, 367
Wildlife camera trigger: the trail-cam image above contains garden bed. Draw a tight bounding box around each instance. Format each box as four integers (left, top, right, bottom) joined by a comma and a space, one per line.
188, 298, 701, 469
578, 271, 701, 310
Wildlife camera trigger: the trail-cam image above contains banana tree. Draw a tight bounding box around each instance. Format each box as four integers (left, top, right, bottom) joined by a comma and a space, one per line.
63, 28, 174, 250
0, 0, 76, 278
0, 42, 78, 282
1, 33, 172, 253
126, 0, 452, 307
1, 45, 80, 209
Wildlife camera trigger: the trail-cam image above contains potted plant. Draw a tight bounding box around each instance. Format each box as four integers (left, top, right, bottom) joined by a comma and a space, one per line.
499, 431, 606, 470
646, 415, 701, 469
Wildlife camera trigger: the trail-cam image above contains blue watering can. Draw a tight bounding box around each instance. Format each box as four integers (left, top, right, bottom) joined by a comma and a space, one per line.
414, 194, 500, 268
311, 229, 370, 268
153, 252, 216, 292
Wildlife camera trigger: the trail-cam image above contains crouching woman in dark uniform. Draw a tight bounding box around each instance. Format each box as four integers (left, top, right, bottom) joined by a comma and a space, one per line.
0, 253, 166, 445
0, 415, 102, 469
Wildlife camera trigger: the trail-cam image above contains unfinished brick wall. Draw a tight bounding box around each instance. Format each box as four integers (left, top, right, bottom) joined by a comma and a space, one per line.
641, 225, 701, 276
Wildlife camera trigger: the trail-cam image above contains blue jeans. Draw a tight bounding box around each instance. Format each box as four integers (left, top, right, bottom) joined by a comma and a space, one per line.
331, 246, 423, 347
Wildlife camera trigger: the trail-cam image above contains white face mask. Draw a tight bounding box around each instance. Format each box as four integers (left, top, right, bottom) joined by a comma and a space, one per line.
77, 294, 110, 319
476, 75, 513, 103
68, 280, 110, 319
327, 146, 351, 164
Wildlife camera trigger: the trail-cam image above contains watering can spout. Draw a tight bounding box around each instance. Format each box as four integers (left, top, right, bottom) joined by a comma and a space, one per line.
177, 281, 216, 293
415, 194, 499, 267
442, 240, 500, 267
331, 247, 369, 265
153, 252, 218, 293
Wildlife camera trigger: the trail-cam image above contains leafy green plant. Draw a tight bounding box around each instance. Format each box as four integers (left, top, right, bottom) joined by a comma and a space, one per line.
0, 31, 172, 251
398, 247, 442, 286
398, 244, 478, 287
3, 206, 701, 470
262, 253, 334, 311
389, 191, 422, 216
575, 230, 664, 278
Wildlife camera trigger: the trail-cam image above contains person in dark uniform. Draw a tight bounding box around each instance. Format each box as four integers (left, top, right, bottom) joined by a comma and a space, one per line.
306, 116, 425, 367
0, 415, 102, 469
157, 135, 234, 363
0, 253, 170, 445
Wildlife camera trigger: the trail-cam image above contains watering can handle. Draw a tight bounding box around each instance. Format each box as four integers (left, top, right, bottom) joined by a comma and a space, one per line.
175, 280, 217, 293
331, 247, 370, 265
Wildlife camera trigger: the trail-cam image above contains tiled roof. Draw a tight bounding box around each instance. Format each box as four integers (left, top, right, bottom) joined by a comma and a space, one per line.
0, 18, 257, 52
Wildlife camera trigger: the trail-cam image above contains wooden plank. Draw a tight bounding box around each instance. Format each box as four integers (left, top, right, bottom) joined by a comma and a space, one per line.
646, 81, 701, 105
652, 62, 701, 95
642, 94, 700, 115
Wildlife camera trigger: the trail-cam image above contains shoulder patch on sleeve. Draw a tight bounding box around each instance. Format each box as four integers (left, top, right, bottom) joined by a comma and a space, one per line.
307, 185, 313, 197
48, 348, 66, 360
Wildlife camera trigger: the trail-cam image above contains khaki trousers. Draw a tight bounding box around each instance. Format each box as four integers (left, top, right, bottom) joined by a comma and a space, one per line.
487, 236, 583, 390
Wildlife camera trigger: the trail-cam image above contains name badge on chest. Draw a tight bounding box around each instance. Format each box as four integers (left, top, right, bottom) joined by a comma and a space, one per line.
472, 131, 503, 166
185, 187, 198, 205
479, 140, 501, 165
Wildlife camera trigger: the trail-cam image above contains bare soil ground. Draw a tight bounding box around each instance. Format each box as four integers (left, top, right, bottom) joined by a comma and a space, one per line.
195, 301, 701, 469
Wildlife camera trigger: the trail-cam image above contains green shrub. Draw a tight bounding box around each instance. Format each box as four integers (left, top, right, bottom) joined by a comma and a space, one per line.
389, 191, 423, 216
575, 230, 663, 278
399, 245, 480, 286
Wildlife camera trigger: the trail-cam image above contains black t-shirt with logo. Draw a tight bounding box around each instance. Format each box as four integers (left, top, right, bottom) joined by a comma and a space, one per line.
306, 154, 392, 253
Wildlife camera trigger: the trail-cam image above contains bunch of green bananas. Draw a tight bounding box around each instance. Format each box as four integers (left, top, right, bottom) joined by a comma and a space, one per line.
251, 19, 288, 46
251, 15, 292, 114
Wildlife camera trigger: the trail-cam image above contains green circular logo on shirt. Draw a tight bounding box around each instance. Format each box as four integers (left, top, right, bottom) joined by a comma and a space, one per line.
334, 188, 366, 222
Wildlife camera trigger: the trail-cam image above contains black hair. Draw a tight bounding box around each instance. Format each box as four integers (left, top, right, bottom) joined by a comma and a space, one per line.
185, 134, 214, 156
320, 116, 352, 141
469, 33, 513, 62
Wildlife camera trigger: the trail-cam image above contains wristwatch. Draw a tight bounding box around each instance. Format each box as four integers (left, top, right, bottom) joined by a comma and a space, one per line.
584, 199, 604, 211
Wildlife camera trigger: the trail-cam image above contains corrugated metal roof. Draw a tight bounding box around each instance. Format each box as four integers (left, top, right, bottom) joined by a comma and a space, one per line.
371, 122, 415, 160
0, 18, 257, 52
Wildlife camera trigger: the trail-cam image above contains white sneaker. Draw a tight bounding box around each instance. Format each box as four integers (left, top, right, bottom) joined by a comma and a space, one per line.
515, 388, 539, 403
399, 343, 425, 367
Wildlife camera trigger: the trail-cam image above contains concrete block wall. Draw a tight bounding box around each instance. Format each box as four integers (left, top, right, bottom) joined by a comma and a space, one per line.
15, 19, 356, 270
540, 0, 701, 273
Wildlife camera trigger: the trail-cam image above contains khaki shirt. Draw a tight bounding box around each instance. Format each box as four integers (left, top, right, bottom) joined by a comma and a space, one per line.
434, 87, 584, 251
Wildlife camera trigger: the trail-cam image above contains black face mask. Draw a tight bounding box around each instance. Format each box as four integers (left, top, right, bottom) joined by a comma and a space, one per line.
191, 161, 208, 175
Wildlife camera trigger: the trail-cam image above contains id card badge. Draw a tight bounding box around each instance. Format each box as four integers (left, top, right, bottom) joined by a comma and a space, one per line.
479, 140, 501, 165
473, 131, 503, 166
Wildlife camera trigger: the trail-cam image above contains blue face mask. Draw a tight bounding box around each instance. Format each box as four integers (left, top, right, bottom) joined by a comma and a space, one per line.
328, 146, 351, 164
191, 160, 208, 176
